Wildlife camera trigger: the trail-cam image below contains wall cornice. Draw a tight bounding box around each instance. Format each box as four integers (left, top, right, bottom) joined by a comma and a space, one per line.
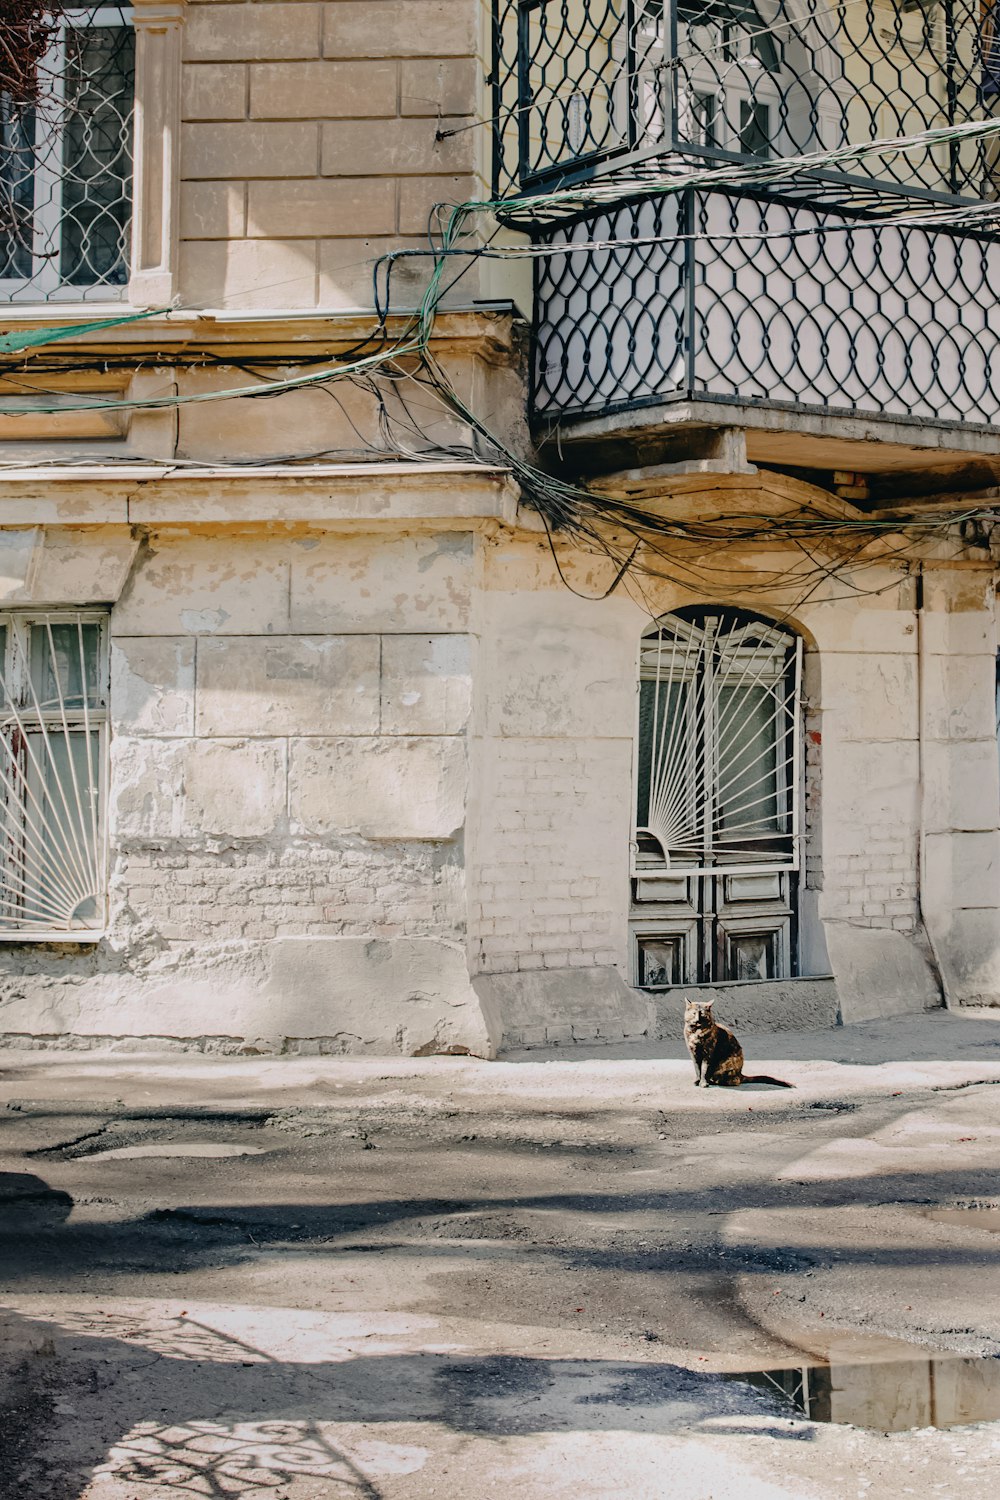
0, 463, 518, 529
0, 309, 520, 361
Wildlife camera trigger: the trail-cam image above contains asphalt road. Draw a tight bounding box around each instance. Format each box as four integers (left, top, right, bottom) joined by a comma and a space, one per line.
3, 1013, 1000, 1498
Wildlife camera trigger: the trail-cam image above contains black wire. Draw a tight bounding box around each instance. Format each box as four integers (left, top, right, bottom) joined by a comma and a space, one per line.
3, 192, 995, 611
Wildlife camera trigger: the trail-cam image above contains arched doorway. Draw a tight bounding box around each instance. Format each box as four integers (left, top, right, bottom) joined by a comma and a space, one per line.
631, 606, 802, 987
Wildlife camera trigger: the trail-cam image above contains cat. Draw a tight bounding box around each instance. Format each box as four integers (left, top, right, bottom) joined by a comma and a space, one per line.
683, 998, 793, 1088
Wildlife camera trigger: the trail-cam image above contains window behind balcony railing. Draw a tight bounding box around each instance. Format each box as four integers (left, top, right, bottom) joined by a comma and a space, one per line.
1, 6, 134, 302
495, 0, 1000, 203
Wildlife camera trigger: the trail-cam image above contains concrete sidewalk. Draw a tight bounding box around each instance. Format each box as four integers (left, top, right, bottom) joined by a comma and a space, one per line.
6, 1006, 1000, 1107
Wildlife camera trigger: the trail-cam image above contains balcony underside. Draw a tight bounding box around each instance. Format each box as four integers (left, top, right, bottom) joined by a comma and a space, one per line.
548, 399, 1000, 493
531, 188, 1000, 478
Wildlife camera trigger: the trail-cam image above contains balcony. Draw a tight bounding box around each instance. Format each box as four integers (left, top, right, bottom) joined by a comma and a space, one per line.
532, 187, 1000, 433
495, 2, 1000, 466
494, 0, 1000, 207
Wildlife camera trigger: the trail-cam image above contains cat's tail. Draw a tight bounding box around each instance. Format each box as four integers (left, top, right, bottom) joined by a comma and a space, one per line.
741, 1074, 794, 1089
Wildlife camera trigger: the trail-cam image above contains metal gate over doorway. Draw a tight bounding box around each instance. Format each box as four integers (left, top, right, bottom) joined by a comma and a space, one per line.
631, 607, 802, 988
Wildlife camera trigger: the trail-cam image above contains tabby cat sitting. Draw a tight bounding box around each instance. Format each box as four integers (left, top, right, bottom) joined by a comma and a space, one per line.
683, 999, 793, 1088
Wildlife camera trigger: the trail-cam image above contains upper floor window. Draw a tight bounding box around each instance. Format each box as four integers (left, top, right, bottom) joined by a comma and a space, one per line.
1, 6, 134, 302
497, 0, 997, 206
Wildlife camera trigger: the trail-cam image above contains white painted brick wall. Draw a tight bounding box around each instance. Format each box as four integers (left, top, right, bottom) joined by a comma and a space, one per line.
110, 842, 463, 946
821, 834, 919, 932
469, 735, 630, 975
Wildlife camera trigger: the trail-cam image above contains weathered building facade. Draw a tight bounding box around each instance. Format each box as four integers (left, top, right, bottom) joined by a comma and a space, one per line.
0, 0, 999, 1055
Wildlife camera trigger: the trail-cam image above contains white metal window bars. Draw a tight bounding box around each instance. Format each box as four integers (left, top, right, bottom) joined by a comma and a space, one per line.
735, 1363, 811, 1416
633, 608, 802, 880
0, 6, 135, 301
0, 613, 109, 938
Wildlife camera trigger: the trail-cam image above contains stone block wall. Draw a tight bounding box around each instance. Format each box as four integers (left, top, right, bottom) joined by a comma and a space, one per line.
109, 527, 472, 948
0, 514, 996, 1052
179, 0, 482, 308
0, 521, 495, 1057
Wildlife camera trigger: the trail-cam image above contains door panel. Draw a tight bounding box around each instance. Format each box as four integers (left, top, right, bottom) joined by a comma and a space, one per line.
632, 607, 801, 986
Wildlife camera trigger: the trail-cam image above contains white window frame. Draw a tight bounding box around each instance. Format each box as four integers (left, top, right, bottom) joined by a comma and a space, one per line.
0, 7, 136, 303
0, 610, 110, 941
1, 0, 184, 308
675, 3, 784, 158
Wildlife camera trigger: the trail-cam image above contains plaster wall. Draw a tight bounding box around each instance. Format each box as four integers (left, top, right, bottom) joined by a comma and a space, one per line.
0, 513, 995, 1054
918, 568, 1000, 1008
465, 535, 997, 1045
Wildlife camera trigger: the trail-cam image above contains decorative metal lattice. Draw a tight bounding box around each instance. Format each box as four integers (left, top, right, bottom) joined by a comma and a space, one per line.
635, 608, 800, 875
533, 186, 1000, 423
1, 5, 134, 301
494, 0, 1000, 206
0, 613, 108, 937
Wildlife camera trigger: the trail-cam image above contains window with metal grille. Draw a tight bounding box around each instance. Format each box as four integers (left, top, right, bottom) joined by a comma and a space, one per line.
634, 608, 801, 874
1, 7, 134, 301
631, 607, 802, 986
0, 613, 109, 938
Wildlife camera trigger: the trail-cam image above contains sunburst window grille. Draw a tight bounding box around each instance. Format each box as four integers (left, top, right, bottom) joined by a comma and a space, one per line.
0, 612, 109, 938
634, 607, 802, 876
1, 6, 134, 302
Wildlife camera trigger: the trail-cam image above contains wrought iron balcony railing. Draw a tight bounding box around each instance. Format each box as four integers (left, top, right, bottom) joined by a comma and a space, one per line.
532, 187, 1000, 425
494, 0, 1000, 210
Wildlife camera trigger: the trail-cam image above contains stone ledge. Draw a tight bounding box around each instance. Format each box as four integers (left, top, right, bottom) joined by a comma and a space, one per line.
489, 972, 842, 1052
0, 464, 517, 528
652, 978, 841, 1040
480, 966, 656, 1055
0, 937, 499, 1059
0, 306, 520, 357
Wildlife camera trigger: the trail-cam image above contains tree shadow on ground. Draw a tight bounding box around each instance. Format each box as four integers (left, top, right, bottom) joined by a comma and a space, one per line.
2, 1166, 1000, 1290
0, 1304, 812, 1500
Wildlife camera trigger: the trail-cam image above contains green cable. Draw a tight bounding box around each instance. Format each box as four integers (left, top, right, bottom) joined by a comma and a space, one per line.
3, 115, 1000, 416
0, 306, 172, 356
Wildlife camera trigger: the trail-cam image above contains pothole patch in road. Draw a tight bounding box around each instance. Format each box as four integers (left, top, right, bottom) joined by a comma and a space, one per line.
921, 1203, 1000, 1234
89, 1143, 269, 1160
726, 1347, 1000, 1432
29, 1109, 274, 1160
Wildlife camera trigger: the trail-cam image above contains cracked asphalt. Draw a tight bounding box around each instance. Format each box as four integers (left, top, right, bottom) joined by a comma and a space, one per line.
4, 1012, 1000, 1498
